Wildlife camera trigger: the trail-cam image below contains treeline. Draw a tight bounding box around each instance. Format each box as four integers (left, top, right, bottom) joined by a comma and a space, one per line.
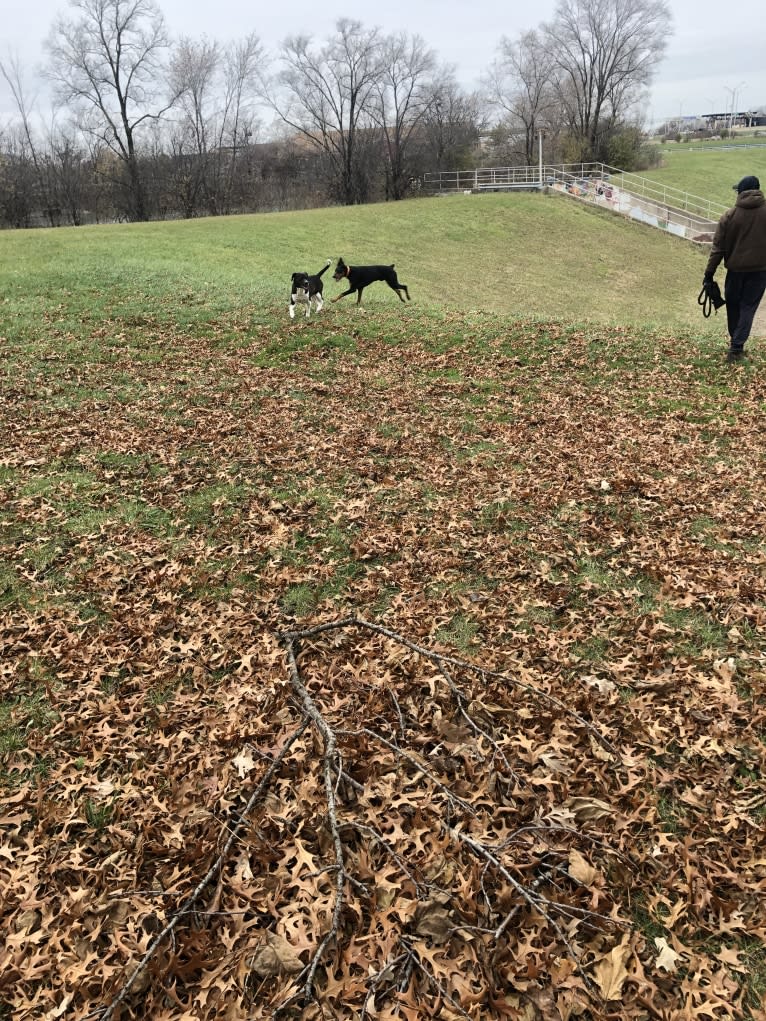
0, 107, 482, 229
0, 0, 670, 228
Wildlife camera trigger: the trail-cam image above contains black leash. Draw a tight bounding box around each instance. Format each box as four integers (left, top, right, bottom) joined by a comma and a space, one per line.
697, 286, 714, 318
698, 279, 725, 318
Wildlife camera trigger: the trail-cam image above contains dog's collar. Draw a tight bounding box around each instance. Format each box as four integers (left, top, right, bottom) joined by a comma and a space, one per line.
345, 265, 351, 277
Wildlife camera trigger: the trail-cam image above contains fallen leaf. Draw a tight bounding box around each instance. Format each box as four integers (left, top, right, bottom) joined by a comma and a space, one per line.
540, 750, 572, 774
564, 796, 613, 823
232, 746, 257, 778
414, 900, 453, 943
593, 937, 630, 1000
654, 937, 680, 973
716, 944, 747, 972
568, 848, 599, 885
250, 933, 304, 977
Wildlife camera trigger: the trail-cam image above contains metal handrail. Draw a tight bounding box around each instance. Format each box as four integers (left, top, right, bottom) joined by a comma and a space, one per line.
543, 166, 718, 228
423, 162, 728, 221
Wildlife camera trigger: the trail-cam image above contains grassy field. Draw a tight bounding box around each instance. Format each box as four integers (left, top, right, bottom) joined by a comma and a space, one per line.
644, 141, 766, 204
0, 191, 723, 331
1, 194, 765, 1020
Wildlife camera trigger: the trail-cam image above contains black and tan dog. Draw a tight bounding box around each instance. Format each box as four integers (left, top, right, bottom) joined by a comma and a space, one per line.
289, 259, 331, 319
331, 257, 410, 305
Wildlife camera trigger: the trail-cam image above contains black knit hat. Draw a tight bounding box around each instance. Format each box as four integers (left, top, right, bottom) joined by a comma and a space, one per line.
733, 175, 760, 193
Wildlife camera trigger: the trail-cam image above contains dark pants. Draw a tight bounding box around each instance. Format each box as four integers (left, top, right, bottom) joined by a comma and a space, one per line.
725, 269, 766, 350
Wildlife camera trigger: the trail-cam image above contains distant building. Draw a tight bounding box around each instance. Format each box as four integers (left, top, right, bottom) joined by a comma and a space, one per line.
701, 110, 766, 128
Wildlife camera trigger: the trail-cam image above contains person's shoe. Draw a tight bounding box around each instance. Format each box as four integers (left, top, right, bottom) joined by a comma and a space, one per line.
726, 348, 746, 363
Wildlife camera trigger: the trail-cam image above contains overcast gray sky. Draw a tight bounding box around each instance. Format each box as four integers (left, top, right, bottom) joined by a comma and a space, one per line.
1, 0, 765, 128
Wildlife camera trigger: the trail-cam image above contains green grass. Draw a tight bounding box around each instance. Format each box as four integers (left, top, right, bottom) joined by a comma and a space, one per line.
661, 607, 730, 655
84, 797, 114, 831
434, 613, 480, 651
643, 142, 766, 205
0, 193, 721, 335
0, 687, 57, 785
740, 940, 766, 1014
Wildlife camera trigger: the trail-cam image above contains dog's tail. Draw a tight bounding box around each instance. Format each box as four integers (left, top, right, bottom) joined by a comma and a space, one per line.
317, 259, 332, 277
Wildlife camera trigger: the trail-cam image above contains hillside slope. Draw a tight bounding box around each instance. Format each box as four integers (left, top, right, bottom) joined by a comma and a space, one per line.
642, 143, 766, 206
0, 192, 717, 332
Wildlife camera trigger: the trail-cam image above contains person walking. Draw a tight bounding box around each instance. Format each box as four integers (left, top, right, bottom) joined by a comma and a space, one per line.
704, 174, 766, 363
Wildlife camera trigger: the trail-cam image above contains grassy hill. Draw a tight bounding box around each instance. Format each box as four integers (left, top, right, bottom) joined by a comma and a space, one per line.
1, 197, 765, 1020
1, 191, 716, 333
642, 142, 766, 205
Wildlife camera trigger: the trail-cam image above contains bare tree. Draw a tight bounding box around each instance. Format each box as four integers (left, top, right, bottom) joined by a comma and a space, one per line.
543, 0, 672, 159
271, 19, 384, 205
215, 34, 263, 213
484, 30, 557, 166
45, 0, 177, 220
0, 55, 59, 225
169, 37, 219, 154
47, 125, 90, 225
168, 33, 263, 216
372, 33, 436, 200
420, 70, 483, 174
0, 124, 37, 228
168, 36, 221, 216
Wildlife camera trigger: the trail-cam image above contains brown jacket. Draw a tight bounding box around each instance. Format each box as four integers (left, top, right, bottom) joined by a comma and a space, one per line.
705, 189, 766, 275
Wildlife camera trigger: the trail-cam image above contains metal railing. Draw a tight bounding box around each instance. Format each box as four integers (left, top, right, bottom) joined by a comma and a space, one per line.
551, 166, 719, 239
424, 162, 727, 219
667, 142, 766, 152
423, 162, 727, 241
424, 166, 543, 192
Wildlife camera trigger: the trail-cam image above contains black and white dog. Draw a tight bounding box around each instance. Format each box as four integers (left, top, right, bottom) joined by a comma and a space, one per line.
331, 258, 411, 306
289, 260, 331, 319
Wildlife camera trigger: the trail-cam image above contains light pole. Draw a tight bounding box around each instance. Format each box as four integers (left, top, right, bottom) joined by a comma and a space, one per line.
724, 82, 746, 132
538, 127, 544, 188
735, 83, 746, 128
724, 85, 735, 132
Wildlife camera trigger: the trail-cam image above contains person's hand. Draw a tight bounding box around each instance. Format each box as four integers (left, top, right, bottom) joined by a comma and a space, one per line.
703, 273, 714, 284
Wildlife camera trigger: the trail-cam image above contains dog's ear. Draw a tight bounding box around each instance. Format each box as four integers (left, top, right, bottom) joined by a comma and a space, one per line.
291, 273, 297, 282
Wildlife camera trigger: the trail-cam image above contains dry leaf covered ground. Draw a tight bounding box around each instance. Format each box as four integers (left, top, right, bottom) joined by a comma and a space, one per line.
2, 309, 765, 1020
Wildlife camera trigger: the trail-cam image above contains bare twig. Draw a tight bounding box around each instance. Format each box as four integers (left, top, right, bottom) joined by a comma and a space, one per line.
359, 951, 409, 1021
434, 658, 523, 784
400, 939, 473, 1020
282, 616, 619, 759
92, 718, 310, 1021
444, 824, 598, 991
349, 820, 428, 896
283, 636, 348, 1003
389, 684, 407, 739
355, 725, 477, 817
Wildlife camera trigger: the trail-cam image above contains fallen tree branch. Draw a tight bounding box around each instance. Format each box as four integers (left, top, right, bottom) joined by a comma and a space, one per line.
92, 718, 310, 1021
400, 938, 474, 1020
284, 635, 354, 1004
93, 614, 630, 1019
355, 725, 478, 817
282, 615, 619, 760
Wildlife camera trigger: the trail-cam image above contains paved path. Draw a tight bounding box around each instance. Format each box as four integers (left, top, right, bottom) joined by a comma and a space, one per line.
753, 302, 766, 339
